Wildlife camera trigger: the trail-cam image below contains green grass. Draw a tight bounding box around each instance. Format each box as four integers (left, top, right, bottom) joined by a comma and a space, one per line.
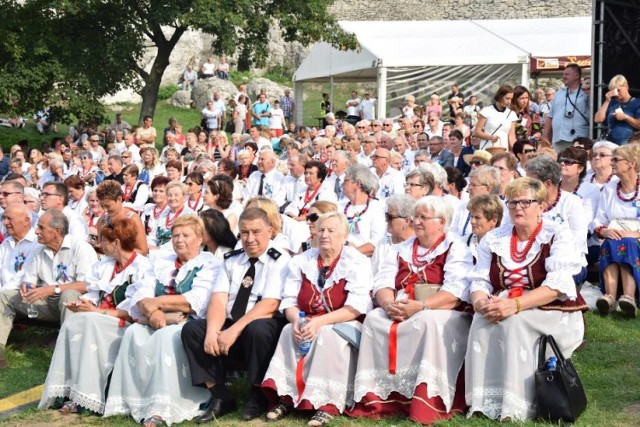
2, 312, 639, 426
0, 103, 202, 153
0, 79, 377, 151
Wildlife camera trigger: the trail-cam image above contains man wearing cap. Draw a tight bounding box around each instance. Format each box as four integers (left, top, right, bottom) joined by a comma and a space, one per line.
359, 92, 376, 120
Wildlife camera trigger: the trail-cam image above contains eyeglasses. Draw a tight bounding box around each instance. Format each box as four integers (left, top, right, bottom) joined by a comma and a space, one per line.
306, 213, 320, 222
592, 153, 612, 158
412, 215, 441, 222
90, 139, 99, 142
41, 192, 62, 198
404, 182, 424, 188
523, 148, 537, 154
413, 124, 423, 128
558, 157, 580, 166
506, 199, 538, 209
611, 157, 628, 163
80, 155, 91, 160
372, 123, 382, 127
385, 213, 405, 222
371, 155, 388, 160
356, 126, 365, 129
383, 123, 393, 127
0, 191, 20, 197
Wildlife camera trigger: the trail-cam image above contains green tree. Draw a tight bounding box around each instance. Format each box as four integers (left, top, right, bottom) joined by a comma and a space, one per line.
0, 0, 357, 125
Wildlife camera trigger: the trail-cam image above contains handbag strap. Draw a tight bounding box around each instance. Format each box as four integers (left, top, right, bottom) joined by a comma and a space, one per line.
546, 334, 567, 365
537, 334, 549, 370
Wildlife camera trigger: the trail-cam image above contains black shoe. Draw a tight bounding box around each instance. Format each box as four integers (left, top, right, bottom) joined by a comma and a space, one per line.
242, 389, 268, 421
195, 398, 237, 424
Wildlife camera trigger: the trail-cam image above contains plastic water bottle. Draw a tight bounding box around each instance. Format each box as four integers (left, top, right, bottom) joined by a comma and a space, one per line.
297, 311, 311, 357
24, 283, 38, 318
546, 356, 557, 372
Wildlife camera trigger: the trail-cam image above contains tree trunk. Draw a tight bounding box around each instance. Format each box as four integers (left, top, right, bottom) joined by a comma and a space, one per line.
138, 52, 170, 124
138, 26, 186, 124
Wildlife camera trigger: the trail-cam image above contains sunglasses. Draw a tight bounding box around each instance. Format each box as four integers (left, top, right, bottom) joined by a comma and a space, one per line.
523, 148, 537, 154
385, 213, 405, 222
470, 160, 485, 166
611, 157, 628, 163
306, 213, 320, 222
558, 157, 580, 166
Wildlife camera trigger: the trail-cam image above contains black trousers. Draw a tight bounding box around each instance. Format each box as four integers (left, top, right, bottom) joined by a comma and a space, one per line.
181, 316, 286, 388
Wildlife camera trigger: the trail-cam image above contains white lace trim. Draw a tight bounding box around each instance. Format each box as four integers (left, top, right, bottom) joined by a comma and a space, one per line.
284, 246, 372, 314
40, 384, 105, 414
265, 359, 354, 412
104, 394, 204, 425
396, 235, 454, 264
466, 386, 534, 421
483, 222, 556, 259
354, 359, 460, 412
297, 246, 366, 289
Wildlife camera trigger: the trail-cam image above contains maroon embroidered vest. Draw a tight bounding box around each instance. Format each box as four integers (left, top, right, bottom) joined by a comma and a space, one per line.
394, 246, 450, 291
298, 274, 348, 316
488, 241, 588, 312
394, 244, 470, 312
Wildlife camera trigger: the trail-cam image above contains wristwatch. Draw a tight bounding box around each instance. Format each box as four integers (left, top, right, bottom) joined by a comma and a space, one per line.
54, 285, 61, 295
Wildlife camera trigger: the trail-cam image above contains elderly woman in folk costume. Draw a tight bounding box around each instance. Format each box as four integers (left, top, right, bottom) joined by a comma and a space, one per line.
103, 215, 228, 427
262, 212, 373, 426
350, 196, 474, 425
338, 164, 386, 257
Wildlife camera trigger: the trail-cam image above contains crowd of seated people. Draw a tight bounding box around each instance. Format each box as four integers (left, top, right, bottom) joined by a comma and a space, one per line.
0, 64, 638, 426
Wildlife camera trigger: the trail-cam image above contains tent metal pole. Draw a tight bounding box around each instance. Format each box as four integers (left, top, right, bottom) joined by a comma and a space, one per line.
294, 81, 303, 126
377, 66, 387, 119
330, 76, 334, 114
521, 59, 530, 88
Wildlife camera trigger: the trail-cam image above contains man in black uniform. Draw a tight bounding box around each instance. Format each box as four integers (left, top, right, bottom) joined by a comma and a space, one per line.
181, 207, 289, 422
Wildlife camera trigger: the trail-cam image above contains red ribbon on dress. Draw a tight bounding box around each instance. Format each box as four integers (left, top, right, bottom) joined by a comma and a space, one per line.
404, 284, 415, 300
295, 357, 306, 402
508, 287, 525, 298
388, 321, 400, 374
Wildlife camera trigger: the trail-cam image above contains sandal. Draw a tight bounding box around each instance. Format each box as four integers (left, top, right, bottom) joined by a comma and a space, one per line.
618, 295, 637, 318
308, 410, 334, 426
142, 416, 166, 427
596, 294, 615, 315
59, 401, 79, 415
266, 401, 293, 421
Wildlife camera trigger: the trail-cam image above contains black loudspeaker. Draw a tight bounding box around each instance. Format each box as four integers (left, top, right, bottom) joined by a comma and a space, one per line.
592, 0, 640, 136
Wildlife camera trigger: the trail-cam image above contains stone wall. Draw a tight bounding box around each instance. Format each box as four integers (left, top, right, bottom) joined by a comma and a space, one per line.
329, 0, 591, 20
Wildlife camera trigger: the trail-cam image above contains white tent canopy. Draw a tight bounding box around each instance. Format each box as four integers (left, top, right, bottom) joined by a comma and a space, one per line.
293, 17, 591, 121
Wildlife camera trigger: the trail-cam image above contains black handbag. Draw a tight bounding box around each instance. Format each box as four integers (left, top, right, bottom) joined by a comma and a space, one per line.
535, 334, 587, 423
